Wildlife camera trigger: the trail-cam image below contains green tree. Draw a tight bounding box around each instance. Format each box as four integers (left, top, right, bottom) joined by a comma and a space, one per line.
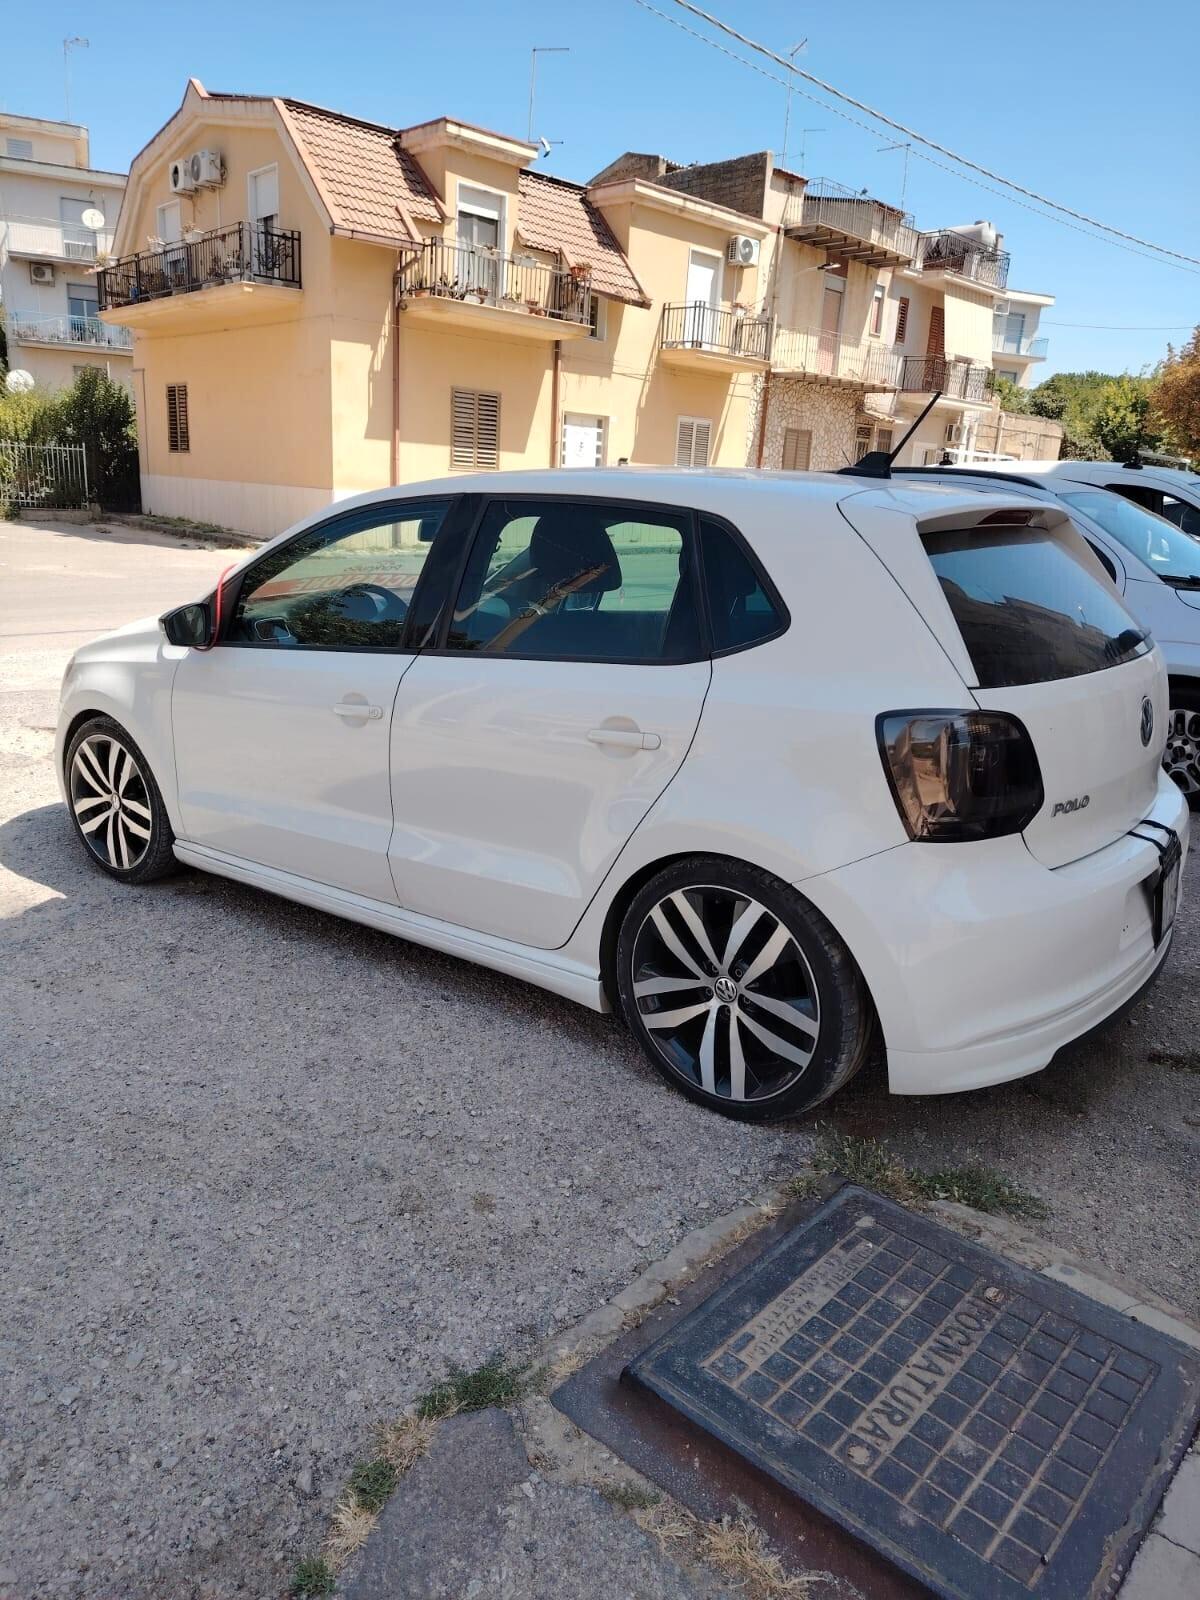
992, 377, 1031, 415
1091, 376, 1160, 464
54, 368, 139, 509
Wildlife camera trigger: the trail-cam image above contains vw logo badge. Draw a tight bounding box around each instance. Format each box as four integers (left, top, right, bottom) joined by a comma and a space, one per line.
1140, 696, 1155, 747
714, 976, 739, 1003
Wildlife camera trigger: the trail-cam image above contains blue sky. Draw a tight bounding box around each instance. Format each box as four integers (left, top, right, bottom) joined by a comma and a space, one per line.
5, 1, 1197, 377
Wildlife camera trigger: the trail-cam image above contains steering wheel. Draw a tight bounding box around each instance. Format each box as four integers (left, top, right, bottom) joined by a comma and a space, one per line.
337, 582, 408, 621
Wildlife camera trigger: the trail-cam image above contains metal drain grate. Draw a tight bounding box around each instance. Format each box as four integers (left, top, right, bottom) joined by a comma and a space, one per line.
627, 1186, 1200, 1599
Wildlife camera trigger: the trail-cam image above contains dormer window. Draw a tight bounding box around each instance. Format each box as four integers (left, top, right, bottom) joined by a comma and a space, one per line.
456, 185, 502, 251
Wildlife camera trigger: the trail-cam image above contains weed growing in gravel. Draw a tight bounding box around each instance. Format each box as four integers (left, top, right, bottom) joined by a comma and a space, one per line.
602, 1481, 662, 1511
804, 1128, 1049, 1220
376, 1413, 436, 1476
346, 1456, 398, 1512
416, 1353, 527, 1419
325, 1495, 378, 1564
289, 1556, 336, 1597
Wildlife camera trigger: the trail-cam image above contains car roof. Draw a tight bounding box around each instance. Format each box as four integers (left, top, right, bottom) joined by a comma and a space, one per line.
920, 459, 1200, 492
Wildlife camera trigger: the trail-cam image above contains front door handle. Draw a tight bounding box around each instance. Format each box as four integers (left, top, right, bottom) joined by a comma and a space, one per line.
587, 727, 661, 752
332, 701, 383, 721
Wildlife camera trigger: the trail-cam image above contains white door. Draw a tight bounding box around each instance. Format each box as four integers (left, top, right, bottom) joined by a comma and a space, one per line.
155, 200, 182, 244
561, 414, 606, 468
684, 249, 721, 346
171, 498, 457, 900
388, 496, 712, 948
249, 165, 280, 275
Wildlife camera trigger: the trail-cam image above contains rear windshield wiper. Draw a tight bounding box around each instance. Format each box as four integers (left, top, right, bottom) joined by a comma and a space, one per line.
1163, 574, 1200, 588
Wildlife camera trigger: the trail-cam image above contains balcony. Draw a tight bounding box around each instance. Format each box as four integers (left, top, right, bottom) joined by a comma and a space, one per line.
98, 222, 302, 332
992, 332, 1048, 360
0, 215, 115, 263
659, 302, 773, 372
782, 179, 919, 268
897, 355, 994, 405
8, 312, 133, 352
772, 325, 900, 392
398, 240, 592, 341
916, 230, 1010, 291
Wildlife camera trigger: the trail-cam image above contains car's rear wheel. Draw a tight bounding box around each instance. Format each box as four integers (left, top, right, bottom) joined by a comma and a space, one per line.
615, 857, 874, 1122
1164, 685, 1200, 807
66, 716, 178, 883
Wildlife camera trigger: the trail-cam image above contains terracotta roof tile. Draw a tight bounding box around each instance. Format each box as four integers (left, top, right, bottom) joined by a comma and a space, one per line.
281, 98, 443, 242
517, 171, 648, 307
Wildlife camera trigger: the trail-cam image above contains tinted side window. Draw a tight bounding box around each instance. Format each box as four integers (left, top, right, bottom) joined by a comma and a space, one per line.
1084, 539, 1119, 584
230, 500, 452, 648
699, 516, 785, 653
447, 499, 701, 662
1159, 495, 1200, 539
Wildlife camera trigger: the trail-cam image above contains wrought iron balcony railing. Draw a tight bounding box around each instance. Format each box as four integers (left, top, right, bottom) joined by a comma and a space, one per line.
899, 355, 994, 403
398, 239, 591, 324
8, 312, 133, 350
0, 215, 115, 261
772, 325, 901, 389
782, 179, 919, 267
916, 229, 1011, 291
992, 332, 1049, 359
660, 302, 773, 361
98, 222, 302, 310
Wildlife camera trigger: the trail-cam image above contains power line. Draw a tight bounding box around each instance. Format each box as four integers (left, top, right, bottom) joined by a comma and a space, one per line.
645, 0, 1200, 270
1043, 321, 1196, 331
630, 0, 1200, 278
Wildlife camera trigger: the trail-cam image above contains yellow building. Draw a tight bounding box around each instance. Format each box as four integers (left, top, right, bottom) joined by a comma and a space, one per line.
101, 81, 776, 535
0, 111, 132, 392
101, 82, 1058, 536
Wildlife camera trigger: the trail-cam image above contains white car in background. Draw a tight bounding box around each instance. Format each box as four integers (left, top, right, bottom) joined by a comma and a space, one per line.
898, 467, 1200, 800
55, 471, 1187, 1120
951, 458, 1200, 539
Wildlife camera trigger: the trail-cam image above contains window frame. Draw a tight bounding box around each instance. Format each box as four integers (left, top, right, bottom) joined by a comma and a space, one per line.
211, 494, 471, 654
420, 493, 789, 668
675, 415, 713, 468
894, 295, 910, 345
869, 284, 885, 337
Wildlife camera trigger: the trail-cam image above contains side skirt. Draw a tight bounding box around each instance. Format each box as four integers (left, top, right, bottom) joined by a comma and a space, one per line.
172, 842, 610, 1012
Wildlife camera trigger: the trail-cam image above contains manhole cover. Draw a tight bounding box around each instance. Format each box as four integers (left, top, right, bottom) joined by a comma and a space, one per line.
627, 1187, 1200, 1599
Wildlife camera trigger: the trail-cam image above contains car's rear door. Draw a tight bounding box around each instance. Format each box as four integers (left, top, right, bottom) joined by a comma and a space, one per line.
171, 496, 467, 899
386, 495, 712, 948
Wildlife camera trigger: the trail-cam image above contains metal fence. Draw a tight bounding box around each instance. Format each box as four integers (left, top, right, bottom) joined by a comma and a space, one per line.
0, 441, 90, 509
772, 324, 902, 389
398, 239, 591, 324
660, 302, 773, 361
99, 221, 302, 309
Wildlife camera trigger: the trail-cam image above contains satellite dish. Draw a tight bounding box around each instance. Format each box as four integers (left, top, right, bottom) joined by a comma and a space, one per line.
5, 370, 35, 394
80, 207, 106, 231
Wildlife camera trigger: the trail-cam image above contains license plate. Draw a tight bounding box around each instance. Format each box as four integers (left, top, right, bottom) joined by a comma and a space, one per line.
1153, 835, 1183, 947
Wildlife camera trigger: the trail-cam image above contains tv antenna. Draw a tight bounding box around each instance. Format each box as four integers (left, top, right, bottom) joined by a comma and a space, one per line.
63, 36, 89, 123
779, 40, 808, 167
528, 46, 569, 144
878, 141, 913, 210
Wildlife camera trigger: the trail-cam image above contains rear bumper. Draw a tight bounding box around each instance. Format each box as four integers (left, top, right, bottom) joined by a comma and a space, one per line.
800, 773, 1189, 1096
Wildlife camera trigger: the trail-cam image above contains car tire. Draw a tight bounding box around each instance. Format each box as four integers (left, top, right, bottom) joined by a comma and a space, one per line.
65, 716, 179, 884
1165, 684, 1200, 808
615, 856, 875, 1122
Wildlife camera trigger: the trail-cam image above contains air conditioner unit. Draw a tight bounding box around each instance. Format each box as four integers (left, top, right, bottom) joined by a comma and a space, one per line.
29, 261, 55, 285
944, 422, 964, 445
170, 158, 196, 194
993, 300, 1011, 317
727, 234, 760, 267
189, 149, 224, 188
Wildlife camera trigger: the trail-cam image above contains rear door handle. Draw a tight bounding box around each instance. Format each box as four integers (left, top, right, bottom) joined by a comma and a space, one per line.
587, 727, 661, 751
332, 701, 383, 720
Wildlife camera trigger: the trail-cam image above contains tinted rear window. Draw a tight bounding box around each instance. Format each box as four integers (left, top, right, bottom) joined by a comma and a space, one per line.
923, 523, 1150, 688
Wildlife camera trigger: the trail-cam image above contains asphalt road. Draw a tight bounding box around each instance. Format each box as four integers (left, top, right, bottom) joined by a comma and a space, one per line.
2, 516, 1197, 1600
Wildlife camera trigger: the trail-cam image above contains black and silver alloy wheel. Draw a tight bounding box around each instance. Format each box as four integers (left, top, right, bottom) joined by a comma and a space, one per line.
70, 733, 153, 870
615, 857, 874, 1122
631, 885, 820, 1105
65, 716, 178, 883
1164, 694, 1200, 803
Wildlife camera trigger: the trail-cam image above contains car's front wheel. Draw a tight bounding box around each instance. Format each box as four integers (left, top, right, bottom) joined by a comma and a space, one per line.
1164, 684, 1200, 807
615, 856, 874, 1122
65, 716, 178, 883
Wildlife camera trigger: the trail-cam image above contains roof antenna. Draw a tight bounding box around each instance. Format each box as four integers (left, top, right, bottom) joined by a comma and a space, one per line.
839, 392, 942, 479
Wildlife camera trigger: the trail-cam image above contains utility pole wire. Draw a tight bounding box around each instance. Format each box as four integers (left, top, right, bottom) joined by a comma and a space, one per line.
651, 0, 1200, 270
631, 0, 1200, 278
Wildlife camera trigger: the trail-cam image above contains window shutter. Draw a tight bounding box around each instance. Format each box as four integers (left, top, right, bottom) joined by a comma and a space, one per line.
894, 296, 910, 344
692, 419, 711, 467
166, 384, 189, 453
927, 305, 944, 356
451, 388, 501, 470
781, 427, 811, 471
676, 416, 712, 467
675, 417, 695, 467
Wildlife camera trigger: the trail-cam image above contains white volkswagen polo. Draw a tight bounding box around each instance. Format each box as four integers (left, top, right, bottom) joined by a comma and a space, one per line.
56, 470, 1188, 1120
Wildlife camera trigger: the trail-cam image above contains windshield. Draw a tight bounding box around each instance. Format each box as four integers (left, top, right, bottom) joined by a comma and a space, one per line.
1059, 490, 1200, 584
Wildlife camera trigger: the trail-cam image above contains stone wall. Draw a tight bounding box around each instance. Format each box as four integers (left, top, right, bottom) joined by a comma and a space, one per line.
975, 409, 1064, 461
657, 153, 772, 220
750, 378, 860, 471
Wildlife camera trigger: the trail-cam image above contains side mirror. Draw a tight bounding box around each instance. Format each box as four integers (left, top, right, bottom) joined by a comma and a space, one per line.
161, 601, 213, 648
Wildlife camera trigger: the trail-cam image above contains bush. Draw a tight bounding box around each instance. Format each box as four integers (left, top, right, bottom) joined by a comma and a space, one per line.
0, 370, 140, 510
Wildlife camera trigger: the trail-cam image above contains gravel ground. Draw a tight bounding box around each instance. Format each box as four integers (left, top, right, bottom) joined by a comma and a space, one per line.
1, 517, 1197, 1600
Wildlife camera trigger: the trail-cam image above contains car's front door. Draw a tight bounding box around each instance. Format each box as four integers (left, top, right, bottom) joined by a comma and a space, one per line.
171, 496, 463, 900
387, 496, 712, 948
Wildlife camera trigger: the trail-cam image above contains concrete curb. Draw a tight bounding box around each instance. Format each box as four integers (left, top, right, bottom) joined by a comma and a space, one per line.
94, 512, 262, 549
